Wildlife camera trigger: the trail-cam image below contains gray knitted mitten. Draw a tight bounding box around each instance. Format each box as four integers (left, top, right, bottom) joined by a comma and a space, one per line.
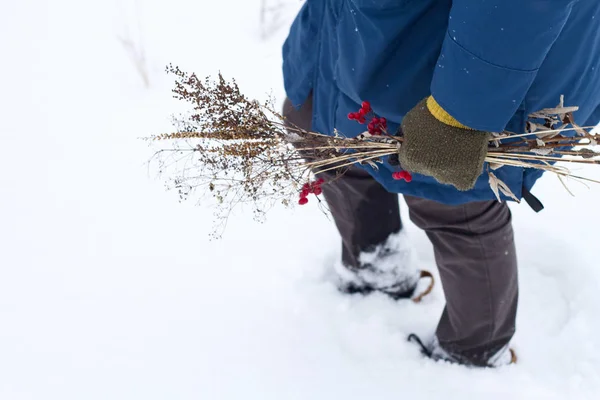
399, 98, 491, 191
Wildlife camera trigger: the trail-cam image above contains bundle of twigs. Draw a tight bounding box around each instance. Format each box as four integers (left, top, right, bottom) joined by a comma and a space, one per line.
148, 67, 600, 237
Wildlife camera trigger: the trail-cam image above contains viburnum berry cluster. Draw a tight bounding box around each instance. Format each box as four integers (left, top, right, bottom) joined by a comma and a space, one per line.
298, 178, 325, 205
347, 101, 388, 135
347, 101, 371, 124
349, 100, 412, 182
367, 117, 387, 135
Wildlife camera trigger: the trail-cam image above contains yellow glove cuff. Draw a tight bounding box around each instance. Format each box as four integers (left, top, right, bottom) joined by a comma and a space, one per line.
426, 96, 473, 130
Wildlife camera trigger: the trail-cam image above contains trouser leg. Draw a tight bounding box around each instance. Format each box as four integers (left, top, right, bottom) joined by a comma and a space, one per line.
318, 167, 402, 269
283, 96, 402, 270
404, 195, 518, 366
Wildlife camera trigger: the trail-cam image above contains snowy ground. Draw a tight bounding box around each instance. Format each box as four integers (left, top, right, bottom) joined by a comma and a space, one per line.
2, 1, 600, 399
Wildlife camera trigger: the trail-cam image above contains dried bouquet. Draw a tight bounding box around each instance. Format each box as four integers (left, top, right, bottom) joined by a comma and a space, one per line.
148, 66, 600, 237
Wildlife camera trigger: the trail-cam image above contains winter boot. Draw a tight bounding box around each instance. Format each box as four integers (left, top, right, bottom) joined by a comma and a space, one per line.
334, 231, 434, 302
338, 266, 434, 302
407, 334, 518, 367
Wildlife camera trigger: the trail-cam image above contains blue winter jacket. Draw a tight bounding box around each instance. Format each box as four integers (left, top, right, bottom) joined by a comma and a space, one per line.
282, 0, 600, 204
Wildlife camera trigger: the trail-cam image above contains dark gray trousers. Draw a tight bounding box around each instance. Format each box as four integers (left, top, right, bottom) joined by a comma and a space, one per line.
283, 96, 519, 366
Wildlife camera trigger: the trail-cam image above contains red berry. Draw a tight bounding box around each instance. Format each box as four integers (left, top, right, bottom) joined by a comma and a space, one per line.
316, 178, 325, 185
361, 101, 371, 112
358, 116, 366, 124
300, 189, 310, 197
357, 108, 366, 117
313, 187, 323, 195
372, 117, 379, 124
299, 197, 309, 205
380, 117, 387, 126
392, 171, 412, 181
302, 183, 310, 191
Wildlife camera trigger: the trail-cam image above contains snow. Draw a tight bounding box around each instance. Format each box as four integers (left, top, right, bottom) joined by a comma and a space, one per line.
1, 0, 600, 399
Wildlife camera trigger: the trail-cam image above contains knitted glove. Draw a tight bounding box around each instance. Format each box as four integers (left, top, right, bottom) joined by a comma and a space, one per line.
399, 97, 490, 191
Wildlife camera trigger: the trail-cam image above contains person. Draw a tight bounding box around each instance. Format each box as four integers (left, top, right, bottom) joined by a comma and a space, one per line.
281, 0, 600, 367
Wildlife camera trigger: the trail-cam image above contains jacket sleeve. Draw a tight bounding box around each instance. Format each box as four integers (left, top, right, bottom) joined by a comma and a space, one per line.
430, 0, 575, 132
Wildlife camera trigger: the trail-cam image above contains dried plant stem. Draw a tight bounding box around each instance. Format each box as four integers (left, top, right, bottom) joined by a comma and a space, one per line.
312, 151, 397, 175
303, 149, 394, 169
485, 156, 570, 173
293, 144, 392, 152
487, 153, 600, 164
492, 125, 597, 141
